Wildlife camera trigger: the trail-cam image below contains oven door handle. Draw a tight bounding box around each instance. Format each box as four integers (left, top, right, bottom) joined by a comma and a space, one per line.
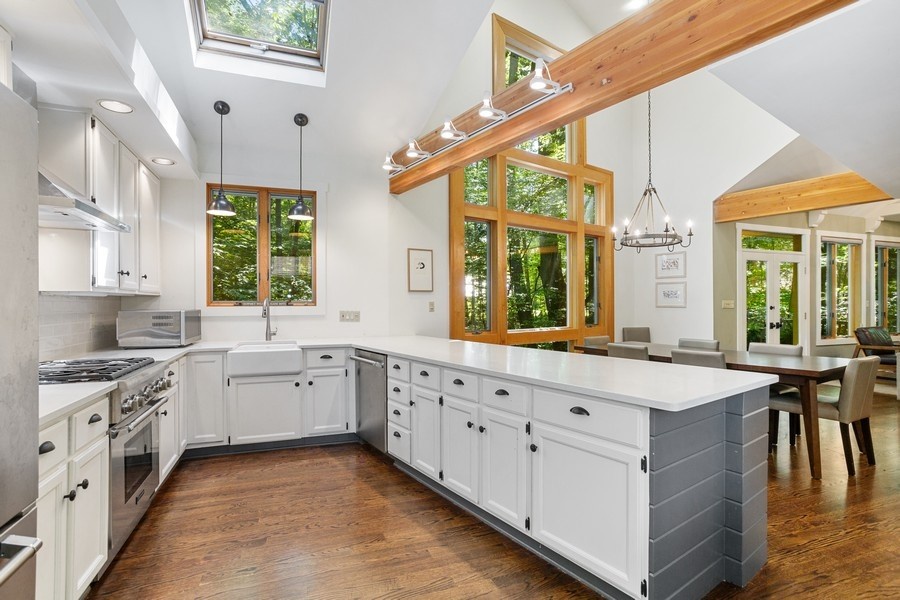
109, 396, 170, 439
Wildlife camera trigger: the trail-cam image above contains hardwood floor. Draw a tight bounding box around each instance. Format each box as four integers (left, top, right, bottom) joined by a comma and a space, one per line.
90, 394, 898, 600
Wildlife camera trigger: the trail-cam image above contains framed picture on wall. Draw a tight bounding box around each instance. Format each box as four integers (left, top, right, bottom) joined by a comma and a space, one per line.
408, 248, 433, 292
656, 282, 686, 308
656, 251, 686, 279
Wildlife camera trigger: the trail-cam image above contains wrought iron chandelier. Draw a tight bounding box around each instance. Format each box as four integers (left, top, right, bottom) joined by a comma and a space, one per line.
612, 91, 693, 253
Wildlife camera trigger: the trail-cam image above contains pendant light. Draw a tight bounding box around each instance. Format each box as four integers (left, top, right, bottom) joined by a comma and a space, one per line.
612, 90, 693, 253
206, 100, 236, 217
288, 113, 313, 221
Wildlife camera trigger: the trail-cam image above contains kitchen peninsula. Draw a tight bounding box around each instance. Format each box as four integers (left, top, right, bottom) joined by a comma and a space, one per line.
39, 336, 775, 600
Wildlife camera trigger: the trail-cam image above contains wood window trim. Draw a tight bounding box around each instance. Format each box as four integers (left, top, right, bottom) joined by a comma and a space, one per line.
205, 183, 317, 307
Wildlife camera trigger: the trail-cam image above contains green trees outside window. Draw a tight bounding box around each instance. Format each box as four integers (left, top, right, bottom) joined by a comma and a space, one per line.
507, 228, 568, 330
821, 240, 859, 339
202, 0, 321, 54
211, 192, 259, 302
464, 221, 490, 333
875, 245, 900, 333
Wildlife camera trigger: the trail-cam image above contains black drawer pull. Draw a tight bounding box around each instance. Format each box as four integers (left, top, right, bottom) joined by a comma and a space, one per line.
478, 425, 486, 433
467, 421, 474, 429
530, 443, 538, 452
419, 370, 429, 377
392, 364, 401, 370
117, 270, 130, 276
63, 489, 77, 502
88, 413, 103, 424
393, 431, 401, 438
393, 386, 401, 393
393, 409, 401, 416
77, 478, 89, 490
320, 354, 333, 359
569, 406, 590, 416
39, 441, 56, 455
452, 378, 464, 386
494, 389, 509, 396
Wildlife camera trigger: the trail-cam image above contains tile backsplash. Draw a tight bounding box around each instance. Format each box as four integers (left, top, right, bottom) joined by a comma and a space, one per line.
39, 295, 121, 361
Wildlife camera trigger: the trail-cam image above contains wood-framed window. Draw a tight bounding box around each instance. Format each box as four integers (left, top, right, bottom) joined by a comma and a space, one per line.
449, 17, 614, 350
206, 183, 317, 306
819, 237, 862, 340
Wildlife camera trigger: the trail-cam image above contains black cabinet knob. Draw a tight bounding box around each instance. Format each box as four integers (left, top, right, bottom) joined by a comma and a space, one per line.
308, 381, 313, 386
142, 274, 148, 279
117, 270, 130, 276
478, 425, 486, 433
569, 406, 590, 416
160, 410, 168, 417
494, 389, 509, 396
530, 444, 538, 452
63, 489, 77, 502
88, 413, 102, 424
393, 409, 401, 416
392, 364, 401, 370
295, 382, 301, 387
393, 431, 401, 438
409, 400, 415, 406
467, 421, 474, 429
39, 441, 56, 455
77, 478, 89, 490
453, 378, 464, 386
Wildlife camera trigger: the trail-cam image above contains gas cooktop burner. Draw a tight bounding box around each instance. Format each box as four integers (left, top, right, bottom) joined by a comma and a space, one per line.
39, 357, 155, 384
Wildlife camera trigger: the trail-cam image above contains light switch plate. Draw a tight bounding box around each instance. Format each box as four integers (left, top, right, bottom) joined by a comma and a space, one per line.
722, 300, 735, 309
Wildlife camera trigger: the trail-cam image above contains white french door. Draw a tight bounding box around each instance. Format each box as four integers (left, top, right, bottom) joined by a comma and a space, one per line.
740, 251, 808, 350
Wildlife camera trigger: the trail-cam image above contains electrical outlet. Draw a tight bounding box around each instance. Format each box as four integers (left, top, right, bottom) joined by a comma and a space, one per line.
722, 300, 735, 309
428, 301, 435, 313
339, 310, 361, 322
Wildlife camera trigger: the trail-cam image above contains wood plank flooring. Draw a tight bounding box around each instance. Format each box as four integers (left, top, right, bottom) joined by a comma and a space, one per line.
90, 394, 899, 600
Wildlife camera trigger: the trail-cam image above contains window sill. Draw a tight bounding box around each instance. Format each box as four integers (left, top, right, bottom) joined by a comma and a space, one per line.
816, 337, 857, 347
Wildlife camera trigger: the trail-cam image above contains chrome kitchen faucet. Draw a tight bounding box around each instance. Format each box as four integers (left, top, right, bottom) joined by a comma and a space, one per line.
262, 297, 277, 341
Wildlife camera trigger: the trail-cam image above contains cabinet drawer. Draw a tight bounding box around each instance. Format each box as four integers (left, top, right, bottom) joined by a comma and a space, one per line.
483, 377, 530, 416
387, 357, 410, 382
388, 380, 411, 406
38, 420, 69, 477
411, 362, 440, 390
442, 369, 479, 402
533, 388, 644, 449
73, 397, 109, 451
387, 423, 411, 464
165, 360, 180, 385
388, 401, 411, 429
306, 348, 347, 369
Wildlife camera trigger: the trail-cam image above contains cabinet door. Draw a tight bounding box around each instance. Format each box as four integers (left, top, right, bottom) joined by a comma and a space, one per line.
304, 367, 347, 436
531, 423, 645, 597
36, 466, 68, 600
117, 143, 139, 292
480, 407, 528, 530
158, 391, 179, 486
68, 437, 109, 600
440, 396, 479, 503
90, 119, 120, 290
137, 163, 160, 294
229, 375, 302, 444
186, 353, 226, 446
410, 387, 441, 480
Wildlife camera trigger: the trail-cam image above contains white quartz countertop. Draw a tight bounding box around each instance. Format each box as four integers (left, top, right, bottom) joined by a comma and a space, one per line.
39, 335, 777, 424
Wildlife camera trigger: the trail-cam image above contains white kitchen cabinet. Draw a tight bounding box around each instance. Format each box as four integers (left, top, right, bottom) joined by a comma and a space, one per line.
68, 436, 109, 600
480, 406, 529, 531
90, 119, 120, 290
137, 163, 160, 294
36, 465, 67, 600
440, 395, 479, 503
410, 386, 441, 480
303, 367, 347, 436
530, 422, 644, 597
177, 358, 188, 454
186, 353, 226, 447
116, 143, 139, 292
158, 391, 179, 485
229, 375, 302, 445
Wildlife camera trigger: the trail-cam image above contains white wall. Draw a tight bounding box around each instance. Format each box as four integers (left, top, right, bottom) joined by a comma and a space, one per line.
619, 70, 797, 344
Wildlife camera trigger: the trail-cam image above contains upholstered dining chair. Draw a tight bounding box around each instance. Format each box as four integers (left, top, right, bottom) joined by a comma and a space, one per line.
769, 355, 880, 476
671, 349, 727, 369
607, 342, 649, 360
621, 327, 651, 343
748, 343, 804, 450
853, 326, 898, 379
677, 338, 720, 351
583, 335, 610, 346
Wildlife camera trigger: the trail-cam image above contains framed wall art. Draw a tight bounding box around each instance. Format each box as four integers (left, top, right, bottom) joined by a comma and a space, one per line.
656, 251, 686, 279
656, 282, 686, 308
407, 248, 433, 292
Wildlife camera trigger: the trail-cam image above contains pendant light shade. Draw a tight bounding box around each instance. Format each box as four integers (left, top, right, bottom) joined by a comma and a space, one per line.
288, 112, 314, 222
207, 100, 235, 217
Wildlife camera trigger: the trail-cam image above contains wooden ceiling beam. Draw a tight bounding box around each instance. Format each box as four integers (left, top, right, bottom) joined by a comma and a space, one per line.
388, 0, 856, 196
713, 172, 892, 223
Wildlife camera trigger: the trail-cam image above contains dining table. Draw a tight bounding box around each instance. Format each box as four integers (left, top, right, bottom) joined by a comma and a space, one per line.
574, 341, 851, 479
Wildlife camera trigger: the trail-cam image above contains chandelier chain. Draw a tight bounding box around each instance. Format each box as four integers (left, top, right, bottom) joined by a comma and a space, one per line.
647, 90, 652, 185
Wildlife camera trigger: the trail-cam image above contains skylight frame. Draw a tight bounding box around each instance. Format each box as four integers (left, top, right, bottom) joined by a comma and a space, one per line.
190, 0, 329, 71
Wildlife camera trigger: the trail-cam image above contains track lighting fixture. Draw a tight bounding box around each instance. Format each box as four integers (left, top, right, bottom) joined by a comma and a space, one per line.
530, 58, 560, 94
440, 117, 467, 141
406, 138, 431, 159
478, 92, 507, 120
382, 152, 403, 173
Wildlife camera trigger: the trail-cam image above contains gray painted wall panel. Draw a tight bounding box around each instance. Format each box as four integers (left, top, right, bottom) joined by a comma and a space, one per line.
650, 472, 723, 538
725, 434, 769, 473
651, 443, 724, 504
724, 461, 767, 503
724, 487, 767, 532
665, 558, 725, 600
650, 399, 724, 435
725, 406, 768, 444
723, 543, 768, 587
650, 414, 724, 470
649, 530, 723, 599
650, 501, 722, 571
725, 387, 768, 415
724, 514, 766, 558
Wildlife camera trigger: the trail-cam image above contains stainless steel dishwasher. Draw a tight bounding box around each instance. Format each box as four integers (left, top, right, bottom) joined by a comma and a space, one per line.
350, 350, 387, 452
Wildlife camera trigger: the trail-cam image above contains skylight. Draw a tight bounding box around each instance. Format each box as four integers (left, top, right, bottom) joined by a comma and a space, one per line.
192, 0, 328, 71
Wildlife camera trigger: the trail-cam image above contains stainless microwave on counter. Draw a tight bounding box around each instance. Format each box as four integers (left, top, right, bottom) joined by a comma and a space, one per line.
117, 310, 201, 348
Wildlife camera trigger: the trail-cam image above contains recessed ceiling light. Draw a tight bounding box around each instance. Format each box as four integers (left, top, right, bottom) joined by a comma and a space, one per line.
624, 0, 649, 11
98, 99, 134, 114
151, 157, 176, 166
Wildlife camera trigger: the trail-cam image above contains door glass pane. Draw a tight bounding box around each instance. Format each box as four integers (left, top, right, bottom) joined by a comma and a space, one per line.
746, 260, 768, 346
465, 221, 490, 332
211, 191, 258, 302
464, 159, 489, 206
779, 261, 799, 345
506, 164, 568, 219
821, 241, 853, 338
741, 231, 802, 251
507, 227, 568, 330
585, 237, 599, 326
270, 194, 314, 304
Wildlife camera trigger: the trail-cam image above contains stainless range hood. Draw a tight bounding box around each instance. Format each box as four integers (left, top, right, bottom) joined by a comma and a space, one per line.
38, 171, 131, 233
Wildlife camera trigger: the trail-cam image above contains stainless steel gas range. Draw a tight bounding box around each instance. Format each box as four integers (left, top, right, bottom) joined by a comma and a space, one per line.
39, 357, 176, 561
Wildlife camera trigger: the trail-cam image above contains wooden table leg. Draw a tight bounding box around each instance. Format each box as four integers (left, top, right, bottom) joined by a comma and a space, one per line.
799, 380, 822, 479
